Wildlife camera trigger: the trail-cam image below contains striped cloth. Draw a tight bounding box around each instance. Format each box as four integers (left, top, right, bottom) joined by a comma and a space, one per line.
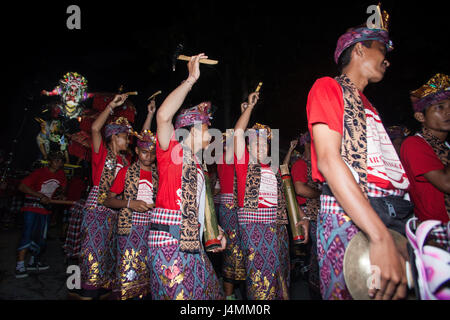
148, 208, 182, 248
237, 207, 277, 225
132, 210, 152, 226
367, 183, 405, 198
219, 193, 234, 205
63, 199, 86, 259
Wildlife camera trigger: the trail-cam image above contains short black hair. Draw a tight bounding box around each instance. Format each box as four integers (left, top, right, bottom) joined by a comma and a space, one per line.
337, 40, 374, 74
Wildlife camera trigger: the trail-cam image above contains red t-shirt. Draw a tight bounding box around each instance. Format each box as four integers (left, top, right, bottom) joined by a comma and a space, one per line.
21, 167, 67, 214
155, 133, 184, 210
110, 166, 154, 204
291, 158, 308, 206
217, 156, 235, 194
400, 136, 449, 223
91, 141, 125, 186
154, 133, 203, 210
306, 77, 408, 190
235, 148, 278, 208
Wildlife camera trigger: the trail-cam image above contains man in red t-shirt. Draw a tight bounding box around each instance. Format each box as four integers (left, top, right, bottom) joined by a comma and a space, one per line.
307, 8, 408, 300
15, 151, 67, 278
400, 73, 450, 223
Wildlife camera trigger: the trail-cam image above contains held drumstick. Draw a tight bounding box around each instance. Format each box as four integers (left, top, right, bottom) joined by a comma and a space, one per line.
177, 55, 219, 65
147, 90, 162, 101
124, 91, 138, 96
255, 82, 263, 93
49, 199, 76, 206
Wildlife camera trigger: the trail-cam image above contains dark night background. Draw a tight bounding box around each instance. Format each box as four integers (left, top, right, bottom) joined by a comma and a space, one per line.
1, 0, 448, 171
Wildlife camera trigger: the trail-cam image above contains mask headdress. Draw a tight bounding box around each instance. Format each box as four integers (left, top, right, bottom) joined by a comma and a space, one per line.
410, 73, 450, 113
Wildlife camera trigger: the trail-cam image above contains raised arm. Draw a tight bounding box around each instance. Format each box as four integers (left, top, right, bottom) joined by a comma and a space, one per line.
156, 53, 206, 151
142, 99, 156, 132
233, 92, 260, 160
282, 140, 298, 166
313, 123, 407, 300
91, 94, 129, 153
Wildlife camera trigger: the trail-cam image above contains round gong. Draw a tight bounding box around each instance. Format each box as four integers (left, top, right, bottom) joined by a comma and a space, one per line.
343, 229, 408, 300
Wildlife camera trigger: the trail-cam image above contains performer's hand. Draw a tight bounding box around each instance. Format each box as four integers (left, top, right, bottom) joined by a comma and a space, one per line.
129, 200, 153, 212
240, 102, 249, 114
211, 226, 227, 253
247, 92, 260, 107
187, 53, 207, 83
39, 195, 51, 205
109, 94, 129, 109
289, 140, 298, 151
41, 90, 48, 96
295, 219, 310, 244
147, 99, 156, 114
368, 235, 408, 300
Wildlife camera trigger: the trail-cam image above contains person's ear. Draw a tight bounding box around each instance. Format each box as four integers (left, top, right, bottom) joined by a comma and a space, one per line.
352, 42, 365, 61
414, 112, 426, 124
135, 147, 139, 155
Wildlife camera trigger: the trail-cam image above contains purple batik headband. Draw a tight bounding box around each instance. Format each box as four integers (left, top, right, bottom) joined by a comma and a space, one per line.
298, 132, 311, 146
334, 27, 393, 64
134, 130, 156, 150
174, 101, 213, 129
105, 117, 132, 138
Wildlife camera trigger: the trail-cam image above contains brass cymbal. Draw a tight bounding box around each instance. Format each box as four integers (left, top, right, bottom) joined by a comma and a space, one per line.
343, 229, 414, 300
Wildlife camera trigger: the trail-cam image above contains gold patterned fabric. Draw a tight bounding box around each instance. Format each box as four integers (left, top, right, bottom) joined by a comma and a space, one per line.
179, 144, 203, 253
117, 162, 141, 235
335, 74, 370, 198
97, 147, 128, 205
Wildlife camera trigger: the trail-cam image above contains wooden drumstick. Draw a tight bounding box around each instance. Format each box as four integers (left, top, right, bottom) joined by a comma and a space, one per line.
124, 91, 138, 96
147, 90, 162, 101
255, 82, 263, 93
177, 55, 218, 65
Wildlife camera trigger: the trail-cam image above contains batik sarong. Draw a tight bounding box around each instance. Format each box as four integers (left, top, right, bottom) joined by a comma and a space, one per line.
316, 194, 359, 300
238, 207, 290, 300
218, 194, 245, 282
308, 220, 321, 297
114, 210, 152, 300
149, 207, 223, 300
63, 199, 86, 259
79, 186, 118, 290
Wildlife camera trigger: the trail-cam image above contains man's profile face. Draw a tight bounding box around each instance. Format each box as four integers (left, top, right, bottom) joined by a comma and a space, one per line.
423, 99, 450, 132
360, 41, 390, 83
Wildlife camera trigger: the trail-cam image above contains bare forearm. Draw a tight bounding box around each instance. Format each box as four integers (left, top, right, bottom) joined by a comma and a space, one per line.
157, 78, 194, 125
142, 113, 154, 132
294, 183, 321, 199
424, 166, 450, 194
283, 148, 294, 166
319, 156, 388, 242
234, 106, 254, 160
18, 183, 43, 198
92, 105, 112, 133
104, 195, 128, 209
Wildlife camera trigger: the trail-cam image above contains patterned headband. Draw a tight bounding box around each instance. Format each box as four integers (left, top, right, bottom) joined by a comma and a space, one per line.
410, 73, 450, 112
248, 123, 272, 141
334, 27, 393, 64
298, 131, 311, 146
105, 117, 132, 138
131, 129, 157, 150
174, 101, 213, 129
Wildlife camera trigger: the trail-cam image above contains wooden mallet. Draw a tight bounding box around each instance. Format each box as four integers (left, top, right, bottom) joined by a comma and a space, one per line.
177, 54, 218, 65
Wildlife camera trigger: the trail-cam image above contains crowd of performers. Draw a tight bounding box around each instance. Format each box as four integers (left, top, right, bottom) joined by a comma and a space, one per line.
10, 6, 450, 300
